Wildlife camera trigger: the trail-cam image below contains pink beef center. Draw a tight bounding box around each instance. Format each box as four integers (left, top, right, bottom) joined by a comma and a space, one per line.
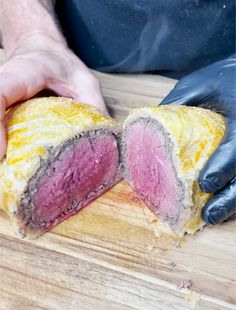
32, 133, 119, 225
125, 122, 180, 221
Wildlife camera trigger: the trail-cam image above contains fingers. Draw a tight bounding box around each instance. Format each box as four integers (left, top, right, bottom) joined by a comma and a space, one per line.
75, 84, 108, 115
199, 119, 236, 193
161, 75, 203, 106
70, 64, 108, 114
48, 71, 108, 115
202, 176, 236, 224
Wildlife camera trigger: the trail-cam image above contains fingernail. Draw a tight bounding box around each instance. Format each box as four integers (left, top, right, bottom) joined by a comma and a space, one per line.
199, 174, 222, 193
202, 205, 228, 224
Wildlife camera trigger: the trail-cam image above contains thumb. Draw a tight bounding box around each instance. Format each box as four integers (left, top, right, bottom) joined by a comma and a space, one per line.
0, 58, 46, 160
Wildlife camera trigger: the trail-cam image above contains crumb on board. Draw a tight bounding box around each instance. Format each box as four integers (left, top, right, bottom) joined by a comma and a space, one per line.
147, 244, 155, 251
19, 227, 26, 238
172, 240, 181, 248
169, 261, 176, 269
185, 291, 201, 308
177, 279, 192, 290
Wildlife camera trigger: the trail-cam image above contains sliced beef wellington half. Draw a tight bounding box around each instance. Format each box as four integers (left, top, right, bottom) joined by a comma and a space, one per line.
0, 97, 121, 237
122, 105, 225, 235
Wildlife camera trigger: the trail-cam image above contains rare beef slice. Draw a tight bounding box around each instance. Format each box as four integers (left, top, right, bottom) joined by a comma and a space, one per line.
0, 97, 121, 237
122, 105, 225, 235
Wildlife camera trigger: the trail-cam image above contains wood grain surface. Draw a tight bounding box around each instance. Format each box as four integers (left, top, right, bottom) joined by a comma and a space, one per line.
0, 49, 235, 310
0, 182, 235, 310
93, 70, 177, 121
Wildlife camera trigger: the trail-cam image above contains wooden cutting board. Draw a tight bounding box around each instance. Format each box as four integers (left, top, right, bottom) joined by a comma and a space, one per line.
0, 181, 235, 310
0, 50, 235, 310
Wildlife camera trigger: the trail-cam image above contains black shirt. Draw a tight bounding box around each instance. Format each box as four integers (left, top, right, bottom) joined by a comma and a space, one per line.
55, 0, 235, 78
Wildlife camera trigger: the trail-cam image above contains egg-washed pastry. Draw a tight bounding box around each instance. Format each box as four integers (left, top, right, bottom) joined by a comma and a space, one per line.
0, 97, 121, 237
122, 105, 225, 235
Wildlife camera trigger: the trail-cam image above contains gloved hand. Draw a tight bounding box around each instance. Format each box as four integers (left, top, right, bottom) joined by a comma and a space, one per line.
161, 55, 236, 225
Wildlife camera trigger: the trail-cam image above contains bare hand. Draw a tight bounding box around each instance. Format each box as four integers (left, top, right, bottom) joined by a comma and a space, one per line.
0, 34, 107, 160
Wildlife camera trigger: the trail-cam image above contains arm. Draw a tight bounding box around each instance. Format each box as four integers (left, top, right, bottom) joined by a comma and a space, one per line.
0, 0, 107, 160
0, 0, 66, 57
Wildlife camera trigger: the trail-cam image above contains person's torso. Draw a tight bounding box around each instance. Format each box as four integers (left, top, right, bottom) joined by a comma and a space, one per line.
55, 0, 235, 78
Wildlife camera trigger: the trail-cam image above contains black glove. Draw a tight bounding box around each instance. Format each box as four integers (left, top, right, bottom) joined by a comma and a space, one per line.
161, 55, 236, 225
